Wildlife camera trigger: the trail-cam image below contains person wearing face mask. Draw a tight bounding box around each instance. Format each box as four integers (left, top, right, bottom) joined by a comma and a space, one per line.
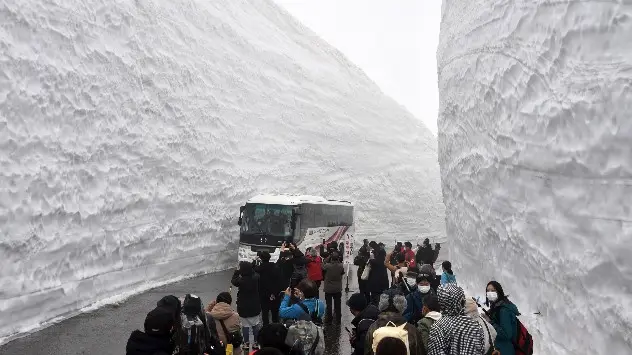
485, 281, 520, 355
403, 273, 435, 325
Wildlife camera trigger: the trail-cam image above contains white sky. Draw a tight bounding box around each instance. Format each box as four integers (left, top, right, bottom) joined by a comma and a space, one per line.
272, 0, 441, 134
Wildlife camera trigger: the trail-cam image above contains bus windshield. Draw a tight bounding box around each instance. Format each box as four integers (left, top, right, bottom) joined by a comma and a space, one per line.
240, 203, 293, 238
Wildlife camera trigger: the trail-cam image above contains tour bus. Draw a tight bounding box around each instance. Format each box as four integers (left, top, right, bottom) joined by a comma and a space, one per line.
237, 194, 355, 262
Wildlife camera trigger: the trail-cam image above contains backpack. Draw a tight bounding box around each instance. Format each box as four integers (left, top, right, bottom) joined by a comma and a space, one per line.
285, 302, 323, 355
371, 321, 409, 355
175, 294, 223, 355
296, 301, 323, 327
513, 318, 534, 355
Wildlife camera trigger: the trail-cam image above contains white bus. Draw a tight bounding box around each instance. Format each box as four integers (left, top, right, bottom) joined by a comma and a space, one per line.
237, 194, 355, 262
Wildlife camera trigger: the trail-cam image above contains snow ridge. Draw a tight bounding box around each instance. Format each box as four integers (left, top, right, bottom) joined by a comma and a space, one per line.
438, 1, 632, 354
0, 0, 444, 343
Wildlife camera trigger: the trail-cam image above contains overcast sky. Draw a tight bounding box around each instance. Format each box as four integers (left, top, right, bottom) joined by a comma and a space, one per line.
272, 0, 441, 134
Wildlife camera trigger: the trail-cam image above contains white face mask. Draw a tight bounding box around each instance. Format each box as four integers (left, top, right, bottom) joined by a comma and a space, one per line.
418, 285, 431, 293
405, 277, 417, 286
487, 291, 498, 302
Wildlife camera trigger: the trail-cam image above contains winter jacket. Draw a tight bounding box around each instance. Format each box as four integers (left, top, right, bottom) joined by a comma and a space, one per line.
355, 245, 371, 279
306, 255, 324, 282
125, 330, 173, 355
403, 289, 435, 324
255, 261, 285, 301
351, 305, 380, 355
322, 259, 345, 293
367, 249, 389, 294
440, 272, 457, 285
206, 302, 243, 355
231, 265, 261, 318
278, 294, 326, 320
363, 311, 424, 355
403, 249, 416, 267
418, 311, 442, 355
416, 245, 435, 265
277, 256, 295, 288
465, 297, 496, 354
427, 284, 484, 355
489, 299, 519, 355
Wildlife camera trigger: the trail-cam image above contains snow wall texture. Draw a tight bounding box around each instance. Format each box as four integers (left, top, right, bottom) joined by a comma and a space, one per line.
438, 1, 632, 354
0, 0, 444, 344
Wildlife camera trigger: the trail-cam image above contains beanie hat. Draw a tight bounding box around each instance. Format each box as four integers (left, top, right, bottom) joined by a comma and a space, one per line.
419, 264, 437, 279
144, 306, 175, 336
216, 292, 232, 305
346, 293, 368, 312
378, 291, 407, 314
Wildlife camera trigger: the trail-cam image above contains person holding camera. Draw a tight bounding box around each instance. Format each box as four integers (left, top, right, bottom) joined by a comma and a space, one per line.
231, 261, 262, 352
255, 251, 285, 325
278, 279, 325, 322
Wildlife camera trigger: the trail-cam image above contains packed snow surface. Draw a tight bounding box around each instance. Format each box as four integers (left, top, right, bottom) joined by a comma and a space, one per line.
438, 1, 632, 354
0, 0, 444, 344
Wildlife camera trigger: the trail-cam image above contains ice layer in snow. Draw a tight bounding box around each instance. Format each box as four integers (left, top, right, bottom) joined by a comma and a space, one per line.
0, 0, 444, 344
438, 1, 632, 354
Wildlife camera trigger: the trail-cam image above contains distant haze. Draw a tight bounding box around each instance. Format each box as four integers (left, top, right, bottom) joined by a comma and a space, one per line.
273, 0, 441, 134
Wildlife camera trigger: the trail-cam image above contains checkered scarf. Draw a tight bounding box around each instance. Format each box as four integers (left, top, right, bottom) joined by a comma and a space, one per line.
427, 284, 485, 355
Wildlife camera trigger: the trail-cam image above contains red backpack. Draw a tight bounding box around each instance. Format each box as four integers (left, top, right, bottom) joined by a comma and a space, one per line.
513, 318, 534, 355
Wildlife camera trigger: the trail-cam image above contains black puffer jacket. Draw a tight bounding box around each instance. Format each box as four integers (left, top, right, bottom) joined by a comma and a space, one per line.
351, 305, 380, 355
256, 261, 284, 300
231, 263, 261, 317
367, 249, 389, 293
427, 284, 484, 355
125, 330, 172, 355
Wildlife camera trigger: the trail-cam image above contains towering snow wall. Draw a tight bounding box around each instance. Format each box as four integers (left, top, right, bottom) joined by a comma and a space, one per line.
0, 0, 443, 343
438, 1, 632, 354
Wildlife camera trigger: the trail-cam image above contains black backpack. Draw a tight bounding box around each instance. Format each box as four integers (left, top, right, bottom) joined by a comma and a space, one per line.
297, 301, 323, 327
174, 294, 223, 355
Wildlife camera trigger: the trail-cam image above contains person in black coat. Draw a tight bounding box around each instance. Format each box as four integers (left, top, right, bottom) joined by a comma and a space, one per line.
231, 261, 262, 347
276, 250, 295, 289
367, 245, 389, 305
255, 251, 284, 325
346, 293, 380, 355
354, 239, 371, 302
126, 307, 175, 355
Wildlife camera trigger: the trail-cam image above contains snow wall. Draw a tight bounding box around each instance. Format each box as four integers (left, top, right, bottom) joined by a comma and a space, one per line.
438, 1, 632, 354
0, 0, 444, 344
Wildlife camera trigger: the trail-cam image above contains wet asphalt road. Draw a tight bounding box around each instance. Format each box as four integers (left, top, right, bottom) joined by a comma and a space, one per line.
0, 268, 361, 355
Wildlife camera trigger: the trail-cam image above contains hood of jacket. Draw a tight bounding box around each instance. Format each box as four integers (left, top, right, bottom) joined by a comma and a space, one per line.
492, 298, 520, 316
375, 311, 407, 326
464, 296, 480, 318
437, 283, 466, 316
126, 330, 172, 355
209, 302, 235, 321
239, 262, 254, 276
424, 311, 442, 321
351, 304, 380, 327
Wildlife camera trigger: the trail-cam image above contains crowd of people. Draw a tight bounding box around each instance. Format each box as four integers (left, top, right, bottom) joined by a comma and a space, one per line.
125, 238, 531, 355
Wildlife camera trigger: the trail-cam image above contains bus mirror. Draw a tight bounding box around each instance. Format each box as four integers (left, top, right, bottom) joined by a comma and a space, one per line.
239, 206, 245, 213
238, 217, 243, 226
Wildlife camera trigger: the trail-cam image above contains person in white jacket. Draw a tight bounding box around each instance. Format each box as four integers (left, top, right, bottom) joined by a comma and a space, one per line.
465, 296, 497, 354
